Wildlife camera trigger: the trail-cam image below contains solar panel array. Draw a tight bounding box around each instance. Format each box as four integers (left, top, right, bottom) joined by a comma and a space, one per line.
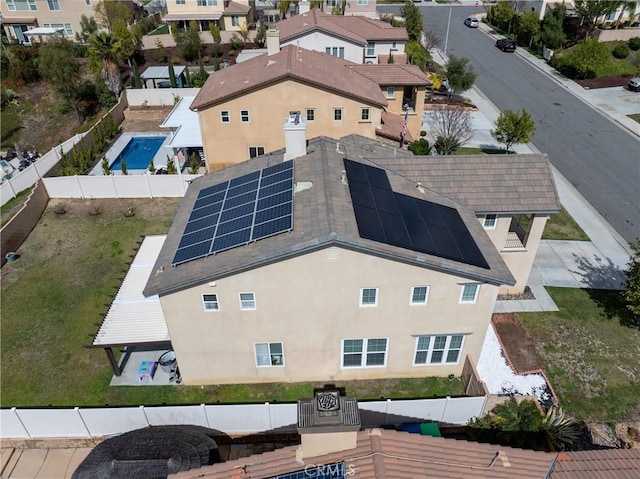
172, 162, 294, 266
344, 159, 489, 269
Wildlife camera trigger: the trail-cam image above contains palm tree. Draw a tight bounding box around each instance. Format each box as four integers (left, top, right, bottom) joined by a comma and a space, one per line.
615, 0, 637, 28
89, 32, 121, 99
279, 0, 292, 19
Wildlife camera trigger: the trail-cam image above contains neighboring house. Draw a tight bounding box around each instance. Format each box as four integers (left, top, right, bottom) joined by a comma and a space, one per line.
276, 8, 407, 64
189, 43, 427, 170
0, 0, 96, 44
162, 0, 253, 32
142, 132, 559, 386
319, 0, 378, 19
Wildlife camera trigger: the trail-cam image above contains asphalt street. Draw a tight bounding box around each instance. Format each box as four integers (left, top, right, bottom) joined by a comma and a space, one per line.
380, 3, 640, 244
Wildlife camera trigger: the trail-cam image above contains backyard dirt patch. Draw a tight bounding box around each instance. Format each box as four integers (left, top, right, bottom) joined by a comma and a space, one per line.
575, 74, 635, 89
492, 313, 544, 373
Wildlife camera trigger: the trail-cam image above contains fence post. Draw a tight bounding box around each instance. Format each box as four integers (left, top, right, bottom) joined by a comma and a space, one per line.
201, 404, 209, 427
112, 174, 119, 199
140, 405, 150, 427
75, 407, 92, 437
441, 396, 450, 422
12, 407, 32, 439
265, 402, 272, 430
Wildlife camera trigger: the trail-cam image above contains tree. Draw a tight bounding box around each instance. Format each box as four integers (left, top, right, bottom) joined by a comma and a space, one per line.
279, 0, 292, 20
131, 58, 142, 88
406, 40, 428, 71
189, 152, 200, 174
76, 14, 98, 43
408, 138, 432, 155
623, 240, 640, 320
93, 0, 132, 32
541, 4, 566, 49
184, 66, 192, 87
101, 156, 110, 175
254, 24, 267, 48
89, 32, 122, 100
426, 107, 474, 155
111, 18, 137, 64
168, 59, 177, 88
148, 157, 155, 174
175, 20, 202, 62
38, 37, 85, 124
445, 55, 476, 98
422, 27, 441, 53
559, 38, 610, 79
492, 108, 536, 151
488, 1, 516, 33
210, 23, 221, 44
615, 0, 637, 28
387, 52, 395, 64
400, 1, 423, 42
517, 10, 541, 47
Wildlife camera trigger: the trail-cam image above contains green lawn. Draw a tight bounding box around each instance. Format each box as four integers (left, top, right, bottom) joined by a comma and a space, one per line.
595, 42, 638, 77
150, 24, 169, 35
542, 207, 590, 241
0, 199, 463, 407
517, 288, 640, 422
628, 113, 640, 124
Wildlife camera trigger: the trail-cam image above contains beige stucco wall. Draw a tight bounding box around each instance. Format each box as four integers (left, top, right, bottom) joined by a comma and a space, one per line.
383, 86, 425, 134
197, 79, 383, 170
221, 15, 246, 32
165, 1, 224, 15
479, 214, 548, 294
281, 32, 363, 64
159, 246, 499, 385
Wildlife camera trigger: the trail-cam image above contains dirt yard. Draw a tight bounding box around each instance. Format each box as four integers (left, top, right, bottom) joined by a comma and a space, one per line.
491, 313, 544, 373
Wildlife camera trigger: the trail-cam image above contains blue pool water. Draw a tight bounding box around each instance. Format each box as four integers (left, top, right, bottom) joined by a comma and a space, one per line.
109, 136, 166, 171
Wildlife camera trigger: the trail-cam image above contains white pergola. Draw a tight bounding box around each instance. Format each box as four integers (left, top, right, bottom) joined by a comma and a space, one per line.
161, 96, 203, 149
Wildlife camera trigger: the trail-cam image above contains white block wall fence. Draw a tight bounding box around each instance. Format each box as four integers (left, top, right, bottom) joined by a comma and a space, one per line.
0, 396, 487, 439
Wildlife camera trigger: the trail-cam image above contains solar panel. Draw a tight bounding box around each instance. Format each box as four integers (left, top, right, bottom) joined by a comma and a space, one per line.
172, 162, 294, 266
344, 159, 489, 269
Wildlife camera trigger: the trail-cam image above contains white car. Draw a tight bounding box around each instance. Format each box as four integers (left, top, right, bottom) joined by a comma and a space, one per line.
464, 17, 480, 28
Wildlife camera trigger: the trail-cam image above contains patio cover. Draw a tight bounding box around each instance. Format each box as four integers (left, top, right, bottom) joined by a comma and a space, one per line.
92, 235, 170, 348
24, 27, 63, 36
141, 65, 187, 80
161, 96, 203, 148
163, 13, 222, 21
0, 17, 36, 24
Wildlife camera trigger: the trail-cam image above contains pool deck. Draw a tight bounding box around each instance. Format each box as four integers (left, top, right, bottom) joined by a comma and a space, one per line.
89, 132, 174, 175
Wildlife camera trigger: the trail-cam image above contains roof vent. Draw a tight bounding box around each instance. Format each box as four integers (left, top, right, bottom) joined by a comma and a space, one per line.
416, 182, 425, 194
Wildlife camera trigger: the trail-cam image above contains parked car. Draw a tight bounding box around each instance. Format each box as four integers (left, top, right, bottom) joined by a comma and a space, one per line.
496, 38, 517, 52
628, 77, 640, 92
464, 17, 480, 28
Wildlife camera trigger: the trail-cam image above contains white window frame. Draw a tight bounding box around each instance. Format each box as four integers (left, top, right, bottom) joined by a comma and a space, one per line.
240, 110, 250, 123
197, 0, 217, 5
231, 15, 240, 27
220, 110, 230, 123
47, 0, 60, 11
305, 108, 315, 122
386, 86, 395, 99
360, 287, 378, 307
460, 284, 479, 303
413, 334, 465, 365
357, 0, 367, 5
255, 342, 284, 367
239, 292, 256, 310
366, 42, 375, 56
342, 338, 388, 368
202, 293, 220, 311
410, 286, 430, 305
248, 146, 265, 158
391, 41, 397, 50
43, 22, 73, 36
483, 214, 497, 229
85, 0, 91, 5
360, 107, 370, 122
7, 0, 37, 11
333, 107, 343, 121
176, 0, 185, 4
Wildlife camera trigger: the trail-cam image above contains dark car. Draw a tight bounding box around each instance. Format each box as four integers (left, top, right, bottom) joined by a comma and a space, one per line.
496, 38, 517, 52
628, 77, 640, 92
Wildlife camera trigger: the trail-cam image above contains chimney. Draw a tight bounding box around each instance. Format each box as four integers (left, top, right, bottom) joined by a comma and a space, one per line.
283, 112, 307, 161
297, 390, 361, 460
299, 0, 310, 14
266, 29, 280, 56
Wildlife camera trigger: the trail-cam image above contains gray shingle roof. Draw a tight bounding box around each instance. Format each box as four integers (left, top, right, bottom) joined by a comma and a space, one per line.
374, 154, 561, 214
143, 136, 516, 297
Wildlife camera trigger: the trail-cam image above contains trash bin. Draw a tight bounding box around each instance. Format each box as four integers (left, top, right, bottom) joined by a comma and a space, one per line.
158, 350, 177, 373
5, 252, 16, 263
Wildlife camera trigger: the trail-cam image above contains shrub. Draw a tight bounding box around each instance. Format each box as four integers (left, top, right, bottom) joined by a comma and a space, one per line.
629, 37, 640, 51
408, 138, 432, 155
612, 44, 629, 59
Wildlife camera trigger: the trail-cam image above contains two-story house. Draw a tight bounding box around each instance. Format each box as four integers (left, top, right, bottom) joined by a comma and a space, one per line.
1, 0, 96, 44
276, 8, 407, 64
190, 43, 426, 171
162, 0, 253, 32
142, 132, 559, 386
318, 0, 378, 19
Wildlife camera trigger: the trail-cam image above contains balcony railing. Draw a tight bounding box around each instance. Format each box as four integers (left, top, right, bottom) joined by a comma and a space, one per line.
504, 216, 530, 249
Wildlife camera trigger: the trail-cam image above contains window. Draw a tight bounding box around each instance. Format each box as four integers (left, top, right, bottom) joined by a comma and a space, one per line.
202, 294, 220, 311
231, 16, 240, 27
325, 46, 344, 58
85, 0, 91, 4
460, 284, 479, 303
357, 0, 367, 4
6, 0, 37, 11
305, 108, 315, 122
366, 42, 375, 56
360, 107, 370, 121
239, 292, 256, 310
414, 335, 464, 365
43, 23, 73, 36
483, 214, 497, 228
333, 107, 343, 121
249, 146, 265, 158
240, 110, 250, 123
360, 287, 378, 307
47, 0, 60, 10
197, 0, 217, 5
176, 0, 185, 4
410, 286, 429, 305
391, 41, 397, 50
220, 110, 230, 123
342, 338, 388, 367
386, 86, 395, 99
255, 342, 284, 366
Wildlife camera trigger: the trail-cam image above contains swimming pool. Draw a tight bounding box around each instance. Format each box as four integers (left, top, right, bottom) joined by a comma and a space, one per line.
109, 136, 167, 171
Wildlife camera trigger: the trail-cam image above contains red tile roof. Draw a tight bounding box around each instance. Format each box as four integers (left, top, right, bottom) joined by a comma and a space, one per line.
169, 428, 558, 478
276, 9, 408, 46
190, 45, 387, 111
550, 449, 640, 478
378, 110, 414, 143
349, 63, 429, 86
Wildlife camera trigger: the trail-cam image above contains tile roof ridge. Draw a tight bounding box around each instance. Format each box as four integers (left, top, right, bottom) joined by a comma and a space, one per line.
367, 429, 388, 479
